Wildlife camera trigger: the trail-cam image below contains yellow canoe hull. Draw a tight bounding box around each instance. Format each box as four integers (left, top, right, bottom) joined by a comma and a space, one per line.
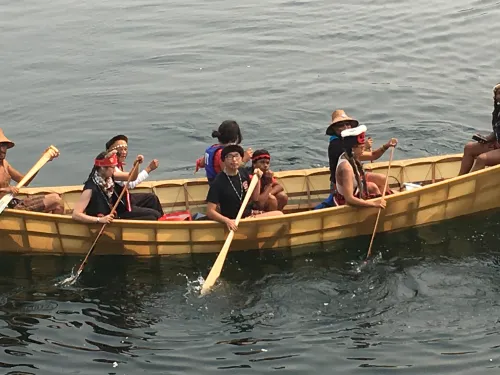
0, 153, 495, 256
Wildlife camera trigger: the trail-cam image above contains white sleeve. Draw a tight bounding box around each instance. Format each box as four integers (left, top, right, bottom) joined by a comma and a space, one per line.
126, 169, 149, 189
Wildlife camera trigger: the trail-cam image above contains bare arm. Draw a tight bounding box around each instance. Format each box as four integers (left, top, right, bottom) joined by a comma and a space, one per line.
257, 183, 273, 207
72, 189, 98, 223
360, 146, 387, 162
270, 183, 284, 195
206, 202, 230, 224
7, 161, 38, 186
360, 138, 397, 162
336, 163, 377, 208
251, 179, 261, 202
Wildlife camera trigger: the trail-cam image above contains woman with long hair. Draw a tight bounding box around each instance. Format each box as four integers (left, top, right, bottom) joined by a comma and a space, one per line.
334, 125, 387, 208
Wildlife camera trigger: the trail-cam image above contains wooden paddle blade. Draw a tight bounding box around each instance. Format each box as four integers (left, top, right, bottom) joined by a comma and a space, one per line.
0, 193, 13, 214
200, 174, 260, 295
200, 231, 235, 295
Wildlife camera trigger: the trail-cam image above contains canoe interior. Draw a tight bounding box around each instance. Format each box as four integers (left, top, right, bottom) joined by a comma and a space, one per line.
15, 154, 464, 216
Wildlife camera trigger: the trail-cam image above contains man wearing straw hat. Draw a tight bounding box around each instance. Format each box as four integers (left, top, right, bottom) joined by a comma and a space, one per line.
459, 83, 500, 175
0, 129, 64, 213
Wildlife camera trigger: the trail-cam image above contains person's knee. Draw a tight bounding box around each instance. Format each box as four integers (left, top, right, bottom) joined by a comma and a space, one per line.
475, 153, 487, 166
367, 182, 381, 195
45, 193, 64, 212
276, 191, 288, 209
266, 194, 278, 211
464, 141, 480, 156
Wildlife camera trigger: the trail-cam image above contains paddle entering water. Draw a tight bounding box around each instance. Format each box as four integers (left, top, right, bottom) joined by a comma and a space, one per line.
200, 173, 260, 295
58, 161, 140, 286
0, 146, 59, 214
365, 146, 395, 261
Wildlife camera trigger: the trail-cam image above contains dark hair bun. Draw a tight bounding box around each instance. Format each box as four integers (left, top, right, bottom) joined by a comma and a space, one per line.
211, 130, 221, 138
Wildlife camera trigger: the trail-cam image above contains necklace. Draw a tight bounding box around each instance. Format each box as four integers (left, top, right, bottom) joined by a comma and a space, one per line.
224, 170, 243, 201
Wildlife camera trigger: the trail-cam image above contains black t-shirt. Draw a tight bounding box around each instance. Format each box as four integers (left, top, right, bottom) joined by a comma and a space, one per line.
328, 136, 343, 183
83, 179, 128, 217
206, 168, 252, 219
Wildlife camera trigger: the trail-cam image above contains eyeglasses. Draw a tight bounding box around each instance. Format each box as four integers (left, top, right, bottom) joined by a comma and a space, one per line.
0, 143, 8, 150
225, 153, 242, 160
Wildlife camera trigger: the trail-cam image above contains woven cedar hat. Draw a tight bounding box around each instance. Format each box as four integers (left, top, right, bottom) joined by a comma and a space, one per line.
326, 110, 359, 136
0, 129, 15, 149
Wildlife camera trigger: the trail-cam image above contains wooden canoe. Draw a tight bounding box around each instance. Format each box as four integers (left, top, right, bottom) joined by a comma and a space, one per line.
0, 153, 496, 256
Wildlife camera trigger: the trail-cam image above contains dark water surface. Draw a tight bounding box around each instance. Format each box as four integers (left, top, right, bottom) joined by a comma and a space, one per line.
1, 0, 500, 373
2, 211, 500, 374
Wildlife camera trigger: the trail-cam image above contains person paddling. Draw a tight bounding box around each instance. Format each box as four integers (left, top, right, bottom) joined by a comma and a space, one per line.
316, 110, 396, 209
72, 151, 161, 223
334, 125, 387, 208
0, 129, 64, 213
195, 120, 253, 184
105, 135, 164, 216
206, 145, 283, 231
458, 83, 500, 175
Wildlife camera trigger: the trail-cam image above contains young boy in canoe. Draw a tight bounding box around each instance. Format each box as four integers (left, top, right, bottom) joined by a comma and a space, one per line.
459, 83, 500, 175
194, 120, 253, 184
205, 145, 283, 231
105, 135, 164, 216
249, 149, 288, 211
0, 128, 64, 213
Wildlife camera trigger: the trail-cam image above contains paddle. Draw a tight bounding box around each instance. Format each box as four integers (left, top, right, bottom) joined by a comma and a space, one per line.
60, 161, 140, 286
0, 145, 59, 214
366, 146, 395, 259
200, 173, 260, 295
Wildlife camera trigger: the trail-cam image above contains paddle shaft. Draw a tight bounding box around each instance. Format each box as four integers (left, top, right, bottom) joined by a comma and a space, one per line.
200, 174, 260, 295
0, 145, 59, 214
366, 147, 395, 259
76, 161, 140, 274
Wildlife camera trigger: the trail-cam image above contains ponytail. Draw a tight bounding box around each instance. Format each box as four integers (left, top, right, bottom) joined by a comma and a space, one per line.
211, 120, 242, 144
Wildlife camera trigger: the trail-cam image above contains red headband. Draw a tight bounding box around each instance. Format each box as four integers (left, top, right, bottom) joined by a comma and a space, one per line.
357, 132, 365, 145
252, 153, 271, 162
94, 153, 118, 167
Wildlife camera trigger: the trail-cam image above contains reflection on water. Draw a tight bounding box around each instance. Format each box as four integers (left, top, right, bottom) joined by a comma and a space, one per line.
1, 210, 500, 374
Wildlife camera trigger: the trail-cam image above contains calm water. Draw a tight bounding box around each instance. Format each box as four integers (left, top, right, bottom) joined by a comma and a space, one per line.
1, 0, 500, 373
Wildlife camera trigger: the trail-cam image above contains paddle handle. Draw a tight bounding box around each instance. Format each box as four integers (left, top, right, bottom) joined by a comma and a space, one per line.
15, 146, 59, 189
76, 161, 140, 274
200, 174, 260, 295
366, 147, 395, 259
0, 145, 59, 214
